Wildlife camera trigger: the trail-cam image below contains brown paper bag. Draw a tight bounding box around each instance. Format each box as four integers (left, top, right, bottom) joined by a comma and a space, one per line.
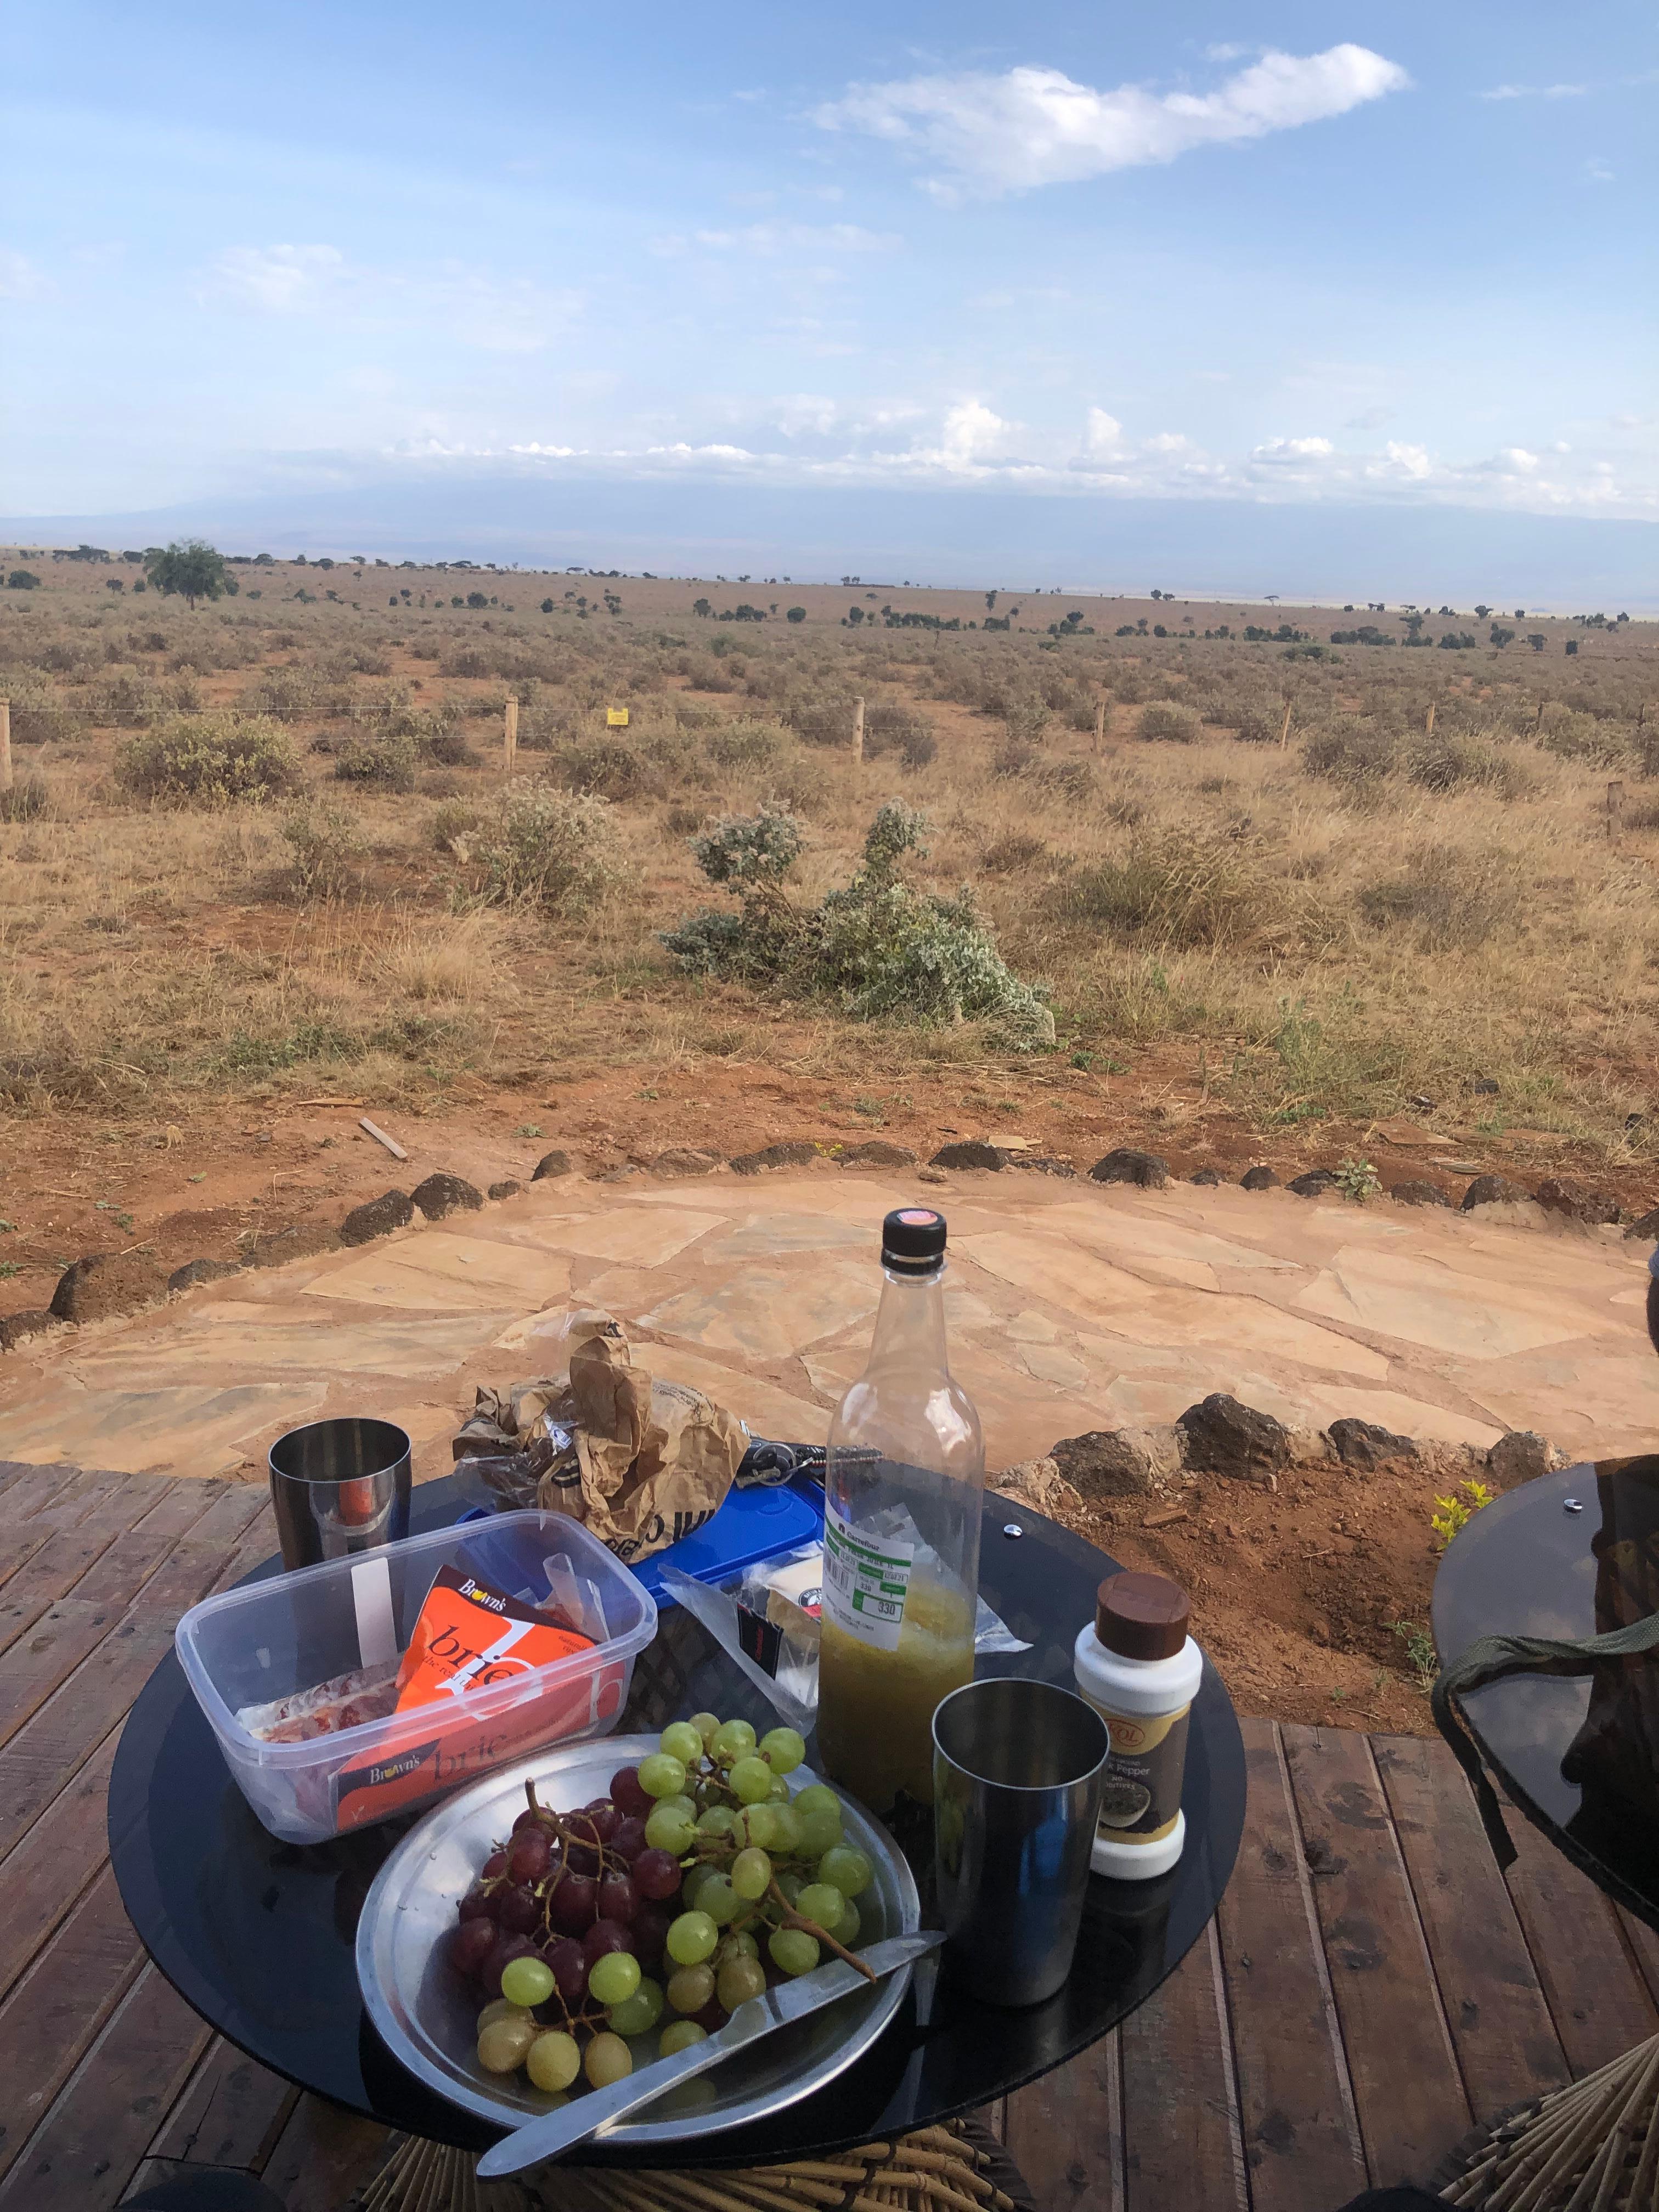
453, 1312, 749, 1566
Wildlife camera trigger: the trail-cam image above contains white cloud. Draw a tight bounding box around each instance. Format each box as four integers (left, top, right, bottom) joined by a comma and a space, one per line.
207, 242, 345, 311
813, 44, 1409, 198
1374, 442, 1432, 480
1251, 435, 1335, 464
687, 223, 899, 255
1084, 407, 1124, 456
937, 399, 1012, 466
1144, 431, 1196, 454
1585, 158, 1615, 183
0, 248, 49, 300
1480, 82, 1587, 100
1345, 404, 1395, 430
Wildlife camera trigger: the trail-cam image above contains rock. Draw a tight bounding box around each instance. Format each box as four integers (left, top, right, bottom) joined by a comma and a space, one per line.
1488, 1429, 1554, 1485
1239, 1165, 1280, 1191
48, 1250, 168, 1324
1387, 1180, 1451, 1208
1188, 1168, 1222, 1187
929, 1141, 1006, 1171
1472, 1077, 1500, 1095
338, 1189, 414, 1245
1089, 1148, 1170, 1189
839, 1140, 918, 1170
487, 1179, 522, 1201
731, 1141, 821, 1175
1177, 1393, 1291, 1484
250, 1222, 341, 1269
412, 1171, 484, 1221
650, 1148, 724, 1177
1534, 1178, 1622, 1227
167, 1257, 244, 1294
1328, 1416, 1419, 1470
0, 1309, 63, 1353
1623, 1206, 1659, 1242
1011, 1155, 1076, 1177
1052, 1425, 1185, 1499
1287, 1424, 1337, 1466
1461, 1173, 1530, 1211
1288, 1169, 1338, 1199
599, 1163, 646, 1183
992, 1457, 1084, 1517
531, 1150, 575, 1181
918, 1166, 948, 1185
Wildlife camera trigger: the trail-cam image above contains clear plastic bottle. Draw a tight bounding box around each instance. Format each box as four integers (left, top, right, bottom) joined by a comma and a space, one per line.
816, 1207, 984, 1814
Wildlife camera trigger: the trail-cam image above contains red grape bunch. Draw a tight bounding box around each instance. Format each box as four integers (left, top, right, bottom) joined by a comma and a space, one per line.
443, 1713, 875, 2094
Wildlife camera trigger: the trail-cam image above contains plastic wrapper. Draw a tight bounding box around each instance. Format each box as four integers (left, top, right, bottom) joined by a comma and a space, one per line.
660, 1538, 1031, 1737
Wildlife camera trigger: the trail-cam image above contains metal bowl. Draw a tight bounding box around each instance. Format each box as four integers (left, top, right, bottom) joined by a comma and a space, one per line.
356, 1733, 921, 2143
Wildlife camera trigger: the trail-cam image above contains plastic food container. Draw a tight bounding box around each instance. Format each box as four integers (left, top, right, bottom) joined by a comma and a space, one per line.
176, 1512, 656, 1844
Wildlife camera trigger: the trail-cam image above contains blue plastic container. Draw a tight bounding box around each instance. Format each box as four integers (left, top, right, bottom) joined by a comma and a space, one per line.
631, 1479, 823, 1609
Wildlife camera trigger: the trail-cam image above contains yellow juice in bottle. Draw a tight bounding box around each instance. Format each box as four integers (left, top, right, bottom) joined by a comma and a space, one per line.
817, 1578, 974, 1810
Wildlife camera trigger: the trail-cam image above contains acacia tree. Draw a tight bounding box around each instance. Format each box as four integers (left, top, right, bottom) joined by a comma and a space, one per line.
144, 539, 235, 608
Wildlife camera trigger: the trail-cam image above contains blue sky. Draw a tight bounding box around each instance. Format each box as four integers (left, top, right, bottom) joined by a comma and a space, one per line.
4, 2, 1656, 584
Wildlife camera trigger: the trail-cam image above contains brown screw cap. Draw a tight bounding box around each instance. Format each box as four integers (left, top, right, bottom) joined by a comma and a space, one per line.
1096, 1571, 1190, 1661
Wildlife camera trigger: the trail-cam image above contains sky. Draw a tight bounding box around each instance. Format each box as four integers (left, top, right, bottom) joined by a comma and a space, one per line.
4, 2, 1657, 592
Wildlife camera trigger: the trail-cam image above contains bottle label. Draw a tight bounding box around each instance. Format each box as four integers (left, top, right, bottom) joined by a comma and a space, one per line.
1083, 1698, 1191, 1846
822, 1502, 913, 1650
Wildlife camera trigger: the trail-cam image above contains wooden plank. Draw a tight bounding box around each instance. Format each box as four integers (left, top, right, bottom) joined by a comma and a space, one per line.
1007, 2031, 1123, 2212
259, 2092, 390, 2212
116, 1485, 276, 1629
0, 1617, 179, 1865
69, 1481, 224, 1610
1120, 1919, 1246, 2212
1214, 1719, 1364, 2211
0, 1962, 212, 2210
139, 2034, 295, 2172
1617, 1909, 1659, 2012
1501, 1798, 1657, 2075
1283, 1724, 1469, 2186
0, 1728, 121, 2001
208, 1500, 279, 1596
0, 1479, 161, 1628
0, 1867, 146, 2187
1372, 1735, 1568, 2123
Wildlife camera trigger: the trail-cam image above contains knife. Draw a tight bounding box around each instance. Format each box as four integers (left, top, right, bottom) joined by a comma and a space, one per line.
476, 1931, 944, 2179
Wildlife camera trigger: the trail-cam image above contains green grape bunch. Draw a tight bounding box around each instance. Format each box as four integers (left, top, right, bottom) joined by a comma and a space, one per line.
441, 1714, 876, 2097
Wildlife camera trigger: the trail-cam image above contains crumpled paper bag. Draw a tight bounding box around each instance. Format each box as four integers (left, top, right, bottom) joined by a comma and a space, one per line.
453, 1311, 750, 1565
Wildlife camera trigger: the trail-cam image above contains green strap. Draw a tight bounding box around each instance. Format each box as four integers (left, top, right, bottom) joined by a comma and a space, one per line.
1432, 1611, 1659, 1867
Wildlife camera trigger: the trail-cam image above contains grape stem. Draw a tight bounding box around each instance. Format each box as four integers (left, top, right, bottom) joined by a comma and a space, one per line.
766, 1880, 876, 1983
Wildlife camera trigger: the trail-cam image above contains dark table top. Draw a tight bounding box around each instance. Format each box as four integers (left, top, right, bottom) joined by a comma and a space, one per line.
1431, 1457, 1659, 1931
109, 1476, 1245, 2167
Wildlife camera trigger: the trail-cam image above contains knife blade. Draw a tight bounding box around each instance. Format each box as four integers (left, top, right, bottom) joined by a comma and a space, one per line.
476, 1931, 944, 2179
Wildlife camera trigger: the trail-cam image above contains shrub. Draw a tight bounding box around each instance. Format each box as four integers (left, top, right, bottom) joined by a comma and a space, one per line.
663, 802, 1054, 1051
1302, 718, 1398, 789
281, 806, 365, 899
786, 607, 806, 623
979, 831, 1048, 874
6, 570, 40, 590
1404, 732, 1530, 798
475, 781, 619, 916
1135, 701, 1203, 743
430, 799, 481, 854
557, 738, 659, 798
0, 775, 49, 822
862, 704, 937, 769
786, 697, 860, 748
704, 717, 784, 768
1358, 845, 1521, 950
332, 729, 417, 790
422, 724, 478, 768
1064, 832, 1274, 950
115, 712, 299, 805
241, 665, 328, 719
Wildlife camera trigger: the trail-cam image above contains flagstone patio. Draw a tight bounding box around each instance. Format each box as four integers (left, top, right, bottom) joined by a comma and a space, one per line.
2, 1165, 1656, 1480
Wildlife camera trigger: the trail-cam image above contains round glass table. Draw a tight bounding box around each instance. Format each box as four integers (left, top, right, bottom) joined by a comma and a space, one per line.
109, 1477, 1245, 2168
1431, 1456, 1659, 1930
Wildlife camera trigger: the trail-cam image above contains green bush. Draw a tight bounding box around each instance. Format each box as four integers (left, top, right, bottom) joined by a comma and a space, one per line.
1404, 732, 1530, 798
475, 781, 619, 916
557, 738, 659, 798
1135, 701, 1203, 743
1302, 718, 1398, 789
663, 801, 1054, 1051
332, 729, 418, 790
115, 712, 300, 805
282, 806, 365, 899
1358, 845, 1520, 950
704, 716, 785, 768
6, 570, 40, 591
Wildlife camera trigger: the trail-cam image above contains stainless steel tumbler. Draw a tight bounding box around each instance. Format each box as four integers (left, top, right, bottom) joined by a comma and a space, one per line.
269, 1418, 412, 1571
932, 1677, 1110, 2007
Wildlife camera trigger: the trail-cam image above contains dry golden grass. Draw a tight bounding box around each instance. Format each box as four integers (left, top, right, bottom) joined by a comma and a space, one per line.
2, 554, 1656, 1159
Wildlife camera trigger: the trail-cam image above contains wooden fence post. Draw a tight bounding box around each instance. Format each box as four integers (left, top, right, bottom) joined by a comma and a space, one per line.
1425, 701, 1436, 738
0, 699, 10, 796
852, 696, 864, 764
503, 698, 518, 776
1277, 698, 1293, 749
1094, 696, 1107, 751
1609, 780, 1624, 840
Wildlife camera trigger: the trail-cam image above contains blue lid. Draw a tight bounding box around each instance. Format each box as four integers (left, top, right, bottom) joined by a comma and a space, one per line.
630, 1479, 824, 1609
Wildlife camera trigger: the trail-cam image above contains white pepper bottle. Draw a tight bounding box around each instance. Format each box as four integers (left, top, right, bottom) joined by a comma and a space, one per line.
1073, 1571, 1201, 1880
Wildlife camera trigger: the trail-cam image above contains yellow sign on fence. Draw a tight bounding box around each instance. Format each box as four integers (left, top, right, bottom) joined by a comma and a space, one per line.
606, 707, 630, 727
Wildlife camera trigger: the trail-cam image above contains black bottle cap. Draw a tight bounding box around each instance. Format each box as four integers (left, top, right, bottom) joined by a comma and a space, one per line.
882, 1206, 947, 1274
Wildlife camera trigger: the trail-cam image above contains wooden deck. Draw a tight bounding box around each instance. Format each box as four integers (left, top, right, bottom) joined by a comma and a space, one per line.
0, 1461, 1652, 2212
